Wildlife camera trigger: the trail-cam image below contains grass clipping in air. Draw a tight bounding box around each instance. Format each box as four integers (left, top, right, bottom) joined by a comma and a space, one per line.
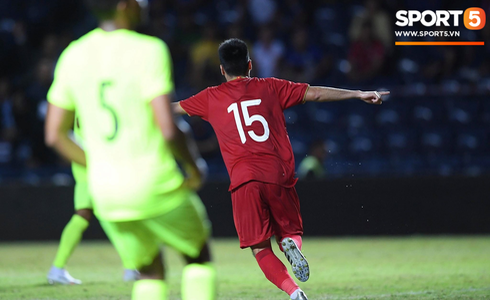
0, 236, 489, 299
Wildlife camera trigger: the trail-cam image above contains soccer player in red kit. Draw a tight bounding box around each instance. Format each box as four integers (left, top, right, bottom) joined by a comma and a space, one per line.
174, 38, 389, 300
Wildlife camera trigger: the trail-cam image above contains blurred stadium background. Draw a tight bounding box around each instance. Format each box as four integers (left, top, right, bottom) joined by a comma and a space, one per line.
1, 0, 489, 183
1, 0, 489, 299
0, 0, 489, 237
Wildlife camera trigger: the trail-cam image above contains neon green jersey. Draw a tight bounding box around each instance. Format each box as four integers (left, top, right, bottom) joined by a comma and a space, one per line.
48, 28, 184, 221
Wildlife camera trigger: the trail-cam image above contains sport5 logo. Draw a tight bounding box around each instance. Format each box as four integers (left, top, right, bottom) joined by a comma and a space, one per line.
464, 8, 486, 30
396, 8, 486, 30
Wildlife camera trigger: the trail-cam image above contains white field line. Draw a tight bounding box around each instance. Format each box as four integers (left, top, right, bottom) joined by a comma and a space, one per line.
322, 287, 490, 299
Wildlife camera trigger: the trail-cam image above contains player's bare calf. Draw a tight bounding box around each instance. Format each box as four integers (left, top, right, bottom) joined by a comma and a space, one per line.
281, 237, 310, 282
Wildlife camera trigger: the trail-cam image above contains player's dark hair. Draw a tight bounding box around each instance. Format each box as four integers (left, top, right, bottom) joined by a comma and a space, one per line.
218, 38, 250, 77
85, 0, 122, 21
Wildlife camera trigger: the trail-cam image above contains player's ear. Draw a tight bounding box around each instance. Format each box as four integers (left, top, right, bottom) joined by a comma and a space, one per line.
220, 65, 225, 76
248, 60, 252, 71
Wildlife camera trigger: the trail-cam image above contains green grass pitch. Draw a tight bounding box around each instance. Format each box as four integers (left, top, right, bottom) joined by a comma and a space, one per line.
0, 236, 489, 299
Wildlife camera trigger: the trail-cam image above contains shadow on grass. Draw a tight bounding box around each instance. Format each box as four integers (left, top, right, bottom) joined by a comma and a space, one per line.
0, 280, 126, 292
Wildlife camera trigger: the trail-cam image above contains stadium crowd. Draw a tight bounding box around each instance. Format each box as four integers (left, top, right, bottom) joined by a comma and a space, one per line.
0, 0, 489, 183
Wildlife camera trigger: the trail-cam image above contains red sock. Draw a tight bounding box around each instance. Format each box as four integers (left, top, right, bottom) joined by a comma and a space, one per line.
278, 235, 303, 251
255, 248, 299, 296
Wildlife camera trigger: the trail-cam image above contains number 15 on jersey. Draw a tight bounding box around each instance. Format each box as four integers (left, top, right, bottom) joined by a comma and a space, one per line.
227, 99, 270, 144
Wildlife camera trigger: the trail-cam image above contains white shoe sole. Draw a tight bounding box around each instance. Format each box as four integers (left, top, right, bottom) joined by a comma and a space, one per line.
282, 238, 309, 282
123, 270, 140, 282
47, 276, 81, 285
292, 290, 309, 300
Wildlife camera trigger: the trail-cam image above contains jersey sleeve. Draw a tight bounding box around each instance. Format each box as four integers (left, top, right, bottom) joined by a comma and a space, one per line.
141, 40, 175, 103
47, 49, 75, 110
179, 88, 210, 120
269, 77, 309, 110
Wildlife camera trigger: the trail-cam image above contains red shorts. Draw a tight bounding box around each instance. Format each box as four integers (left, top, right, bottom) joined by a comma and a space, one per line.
231, 181, 303, 248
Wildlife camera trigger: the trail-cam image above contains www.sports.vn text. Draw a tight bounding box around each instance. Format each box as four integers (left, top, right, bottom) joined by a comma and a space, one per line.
395, 30, 461, 37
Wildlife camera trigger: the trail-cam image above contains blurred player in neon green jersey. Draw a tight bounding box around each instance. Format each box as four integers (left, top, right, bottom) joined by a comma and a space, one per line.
48, 0, 149, 281
47, 115, 140, 285
44, 0, 216, 299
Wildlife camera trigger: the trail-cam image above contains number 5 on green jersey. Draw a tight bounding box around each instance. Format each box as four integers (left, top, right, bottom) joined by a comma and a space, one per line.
100, 81, 118, 141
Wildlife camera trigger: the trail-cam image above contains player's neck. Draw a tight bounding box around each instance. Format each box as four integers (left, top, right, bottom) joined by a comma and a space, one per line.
226, 75, 249, 82
99, 19, 130, 32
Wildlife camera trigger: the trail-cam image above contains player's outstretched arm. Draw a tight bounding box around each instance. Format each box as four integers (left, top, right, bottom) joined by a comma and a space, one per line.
176, 119, 209, 183
172, 102, 188, 115
304, 86, 390, 105
151, 95, 203, 190
45, 103, 86, 166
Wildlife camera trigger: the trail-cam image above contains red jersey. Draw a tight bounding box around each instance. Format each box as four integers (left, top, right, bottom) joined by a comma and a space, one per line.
180, 77, 309, 191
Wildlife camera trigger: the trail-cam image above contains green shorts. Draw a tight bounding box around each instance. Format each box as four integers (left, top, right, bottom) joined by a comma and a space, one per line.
99, 189, 211, 270
74, 181, 93, 211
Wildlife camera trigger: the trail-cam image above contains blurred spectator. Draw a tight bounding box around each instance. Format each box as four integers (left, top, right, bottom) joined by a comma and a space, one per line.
252, 25, 284, 78
11, 21, 33, 75
215, 0, 247, 24
247, 0, 277, 25
405, 0, 442, 11
0, 0, 489, 180
189, 23, 222, 89
282, 28, 331, 83
175, 12, 201, 50
0, 79, 17, 143
420, 27, 459, 83
12, 21, 28, 46
0, 20, 20, 78
39, 34, 60, 60
172, 0, 205, 13
147, 16, 172, 42
226, 22, 251, 47
458, 46, 483, 84
298, 140, 327, 180
172, 12, 201, 88
349, 0, 393, 52
422, 48, 458, 83
20, 0, 61, 46
347, 20, 385, 83
479, 17, 490, 78
278, 0, 309, 30
24, 58, 56, 166
11, 91, 30, 139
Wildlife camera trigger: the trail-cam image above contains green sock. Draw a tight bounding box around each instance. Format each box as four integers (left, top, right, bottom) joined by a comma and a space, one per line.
182, 263, 216, 300
52, 214, 89, 268
99, 220, 135, 270
132, 279, 167, 300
